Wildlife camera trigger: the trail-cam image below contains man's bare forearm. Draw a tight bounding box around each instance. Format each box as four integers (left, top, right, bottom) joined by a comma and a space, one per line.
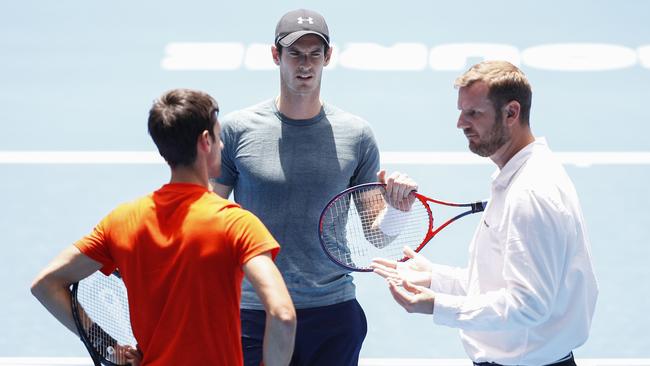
263, 306, 297, 366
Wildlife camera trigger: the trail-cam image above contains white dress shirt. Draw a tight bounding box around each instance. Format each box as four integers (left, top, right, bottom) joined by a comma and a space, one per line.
430, 138, 598, 365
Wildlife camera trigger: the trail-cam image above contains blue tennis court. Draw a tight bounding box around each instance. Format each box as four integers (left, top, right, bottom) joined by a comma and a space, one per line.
2, 0, 649, 364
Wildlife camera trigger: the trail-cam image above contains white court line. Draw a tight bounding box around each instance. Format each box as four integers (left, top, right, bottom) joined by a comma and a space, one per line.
383, 152, 650, 167
0, 359, 92, 366
1, 151, 650, 167
0, 151, 163, 164
1, 358, 650, 366
360, 360, 650, 366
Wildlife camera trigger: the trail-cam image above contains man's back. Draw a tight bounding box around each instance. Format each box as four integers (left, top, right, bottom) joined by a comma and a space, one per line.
75, 183, 279, 365
31, 88, 295, 366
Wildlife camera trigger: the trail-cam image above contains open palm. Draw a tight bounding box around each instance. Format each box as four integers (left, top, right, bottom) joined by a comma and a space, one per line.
370, 246, 433, 287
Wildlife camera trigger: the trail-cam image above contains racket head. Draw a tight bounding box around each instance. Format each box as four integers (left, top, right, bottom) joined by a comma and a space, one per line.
70, 271, 136, 366
318, 183, 433, 271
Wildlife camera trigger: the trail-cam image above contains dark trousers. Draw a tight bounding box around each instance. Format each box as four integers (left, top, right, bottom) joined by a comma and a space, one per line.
473, 352, 576, 366
241, 299, 367, 366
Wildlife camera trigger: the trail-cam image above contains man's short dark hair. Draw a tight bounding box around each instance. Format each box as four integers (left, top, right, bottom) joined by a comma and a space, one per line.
148, 89, 219, 167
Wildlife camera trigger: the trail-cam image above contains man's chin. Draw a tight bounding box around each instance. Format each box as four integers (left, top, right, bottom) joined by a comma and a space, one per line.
469, 143, 492, 157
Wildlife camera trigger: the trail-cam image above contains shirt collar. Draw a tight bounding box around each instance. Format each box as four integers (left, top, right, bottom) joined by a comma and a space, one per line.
270, 99, 326, 127
491, 137, 548, 189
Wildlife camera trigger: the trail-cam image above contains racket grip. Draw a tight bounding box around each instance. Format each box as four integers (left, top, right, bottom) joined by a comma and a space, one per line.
471, 201, 487, 213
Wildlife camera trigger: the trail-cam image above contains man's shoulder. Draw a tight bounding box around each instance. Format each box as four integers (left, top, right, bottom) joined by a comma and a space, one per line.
323, 102, 367, 122
99, 193, 155, 226
323, 102, 373, 133
207, 196, 258, 220
521, 146, 568, 185
192, 194, 265, 233
510, 150, 577, 210
221, 99, 275, 127
113, 193, 153, 212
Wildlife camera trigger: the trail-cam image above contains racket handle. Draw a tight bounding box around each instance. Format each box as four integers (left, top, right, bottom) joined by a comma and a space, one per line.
471, 201, 488, 213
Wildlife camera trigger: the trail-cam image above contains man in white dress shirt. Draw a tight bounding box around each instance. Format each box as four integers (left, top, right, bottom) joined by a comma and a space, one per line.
371, 60, 598, 366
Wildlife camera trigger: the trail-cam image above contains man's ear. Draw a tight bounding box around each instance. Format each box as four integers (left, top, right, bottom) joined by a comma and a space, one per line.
272, 45, 281, 66
324, 46, 332, 66
504, 101, 521, 125
197, 130, 211, 153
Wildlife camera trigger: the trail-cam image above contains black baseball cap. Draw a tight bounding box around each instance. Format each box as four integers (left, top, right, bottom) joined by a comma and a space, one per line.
274, 9, 330, 47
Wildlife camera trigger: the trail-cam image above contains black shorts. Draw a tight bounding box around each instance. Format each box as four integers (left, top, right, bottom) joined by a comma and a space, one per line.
241, 299, 367, 366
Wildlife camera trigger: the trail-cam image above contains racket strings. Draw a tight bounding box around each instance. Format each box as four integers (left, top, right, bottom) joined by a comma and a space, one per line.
77, 273, 136, 364
321, 186, 431, 270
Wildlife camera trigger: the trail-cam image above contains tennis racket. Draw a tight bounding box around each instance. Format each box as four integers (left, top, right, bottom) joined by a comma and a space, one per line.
319, 183, 487, 272
70, 270, 137, 366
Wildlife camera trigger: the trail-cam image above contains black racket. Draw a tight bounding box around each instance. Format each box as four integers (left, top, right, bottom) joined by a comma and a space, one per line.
318, 183, 487, 272
70, 270, 137, 366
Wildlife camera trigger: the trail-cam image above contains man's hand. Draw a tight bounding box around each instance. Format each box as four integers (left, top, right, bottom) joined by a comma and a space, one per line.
370, 246, 433, 287
387, 279, 435, 314
377, 170, 418, 211
117, 344, 142, 366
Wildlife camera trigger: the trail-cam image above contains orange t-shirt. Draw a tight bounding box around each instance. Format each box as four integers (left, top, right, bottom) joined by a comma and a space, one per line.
74, 183, 279, 366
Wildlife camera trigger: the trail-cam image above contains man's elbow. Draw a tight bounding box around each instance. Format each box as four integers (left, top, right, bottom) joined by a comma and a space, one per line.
31, 271, 68, 302
508, 290, 553, 327
30, 274, 49, 302
270, 304, 297, 329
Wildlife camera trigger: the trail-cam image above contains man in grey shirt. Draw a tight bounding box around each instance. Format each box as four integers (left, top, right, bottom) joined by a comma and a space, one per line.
212, 8, 416, 366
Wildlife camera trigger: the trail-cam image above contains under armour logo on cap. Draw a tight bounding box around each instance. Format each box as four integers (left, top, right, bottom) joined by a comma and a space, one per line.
297, 17, 314, 24
275, 9, 330, 47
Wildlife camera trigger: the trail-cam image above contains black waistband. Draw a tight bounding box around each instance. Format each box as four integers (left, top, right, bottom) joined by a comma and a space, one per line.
473, 352, 574, 366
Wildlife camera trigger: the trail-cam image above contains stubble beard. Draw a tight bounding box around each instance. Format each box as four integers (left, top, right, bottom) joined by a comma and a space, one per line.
468, 117, 510, 157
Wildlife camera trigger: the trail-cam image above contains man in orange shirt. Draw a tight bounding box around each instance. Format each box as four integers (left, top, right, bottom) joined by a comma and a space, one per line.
31, 88, 296, 365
